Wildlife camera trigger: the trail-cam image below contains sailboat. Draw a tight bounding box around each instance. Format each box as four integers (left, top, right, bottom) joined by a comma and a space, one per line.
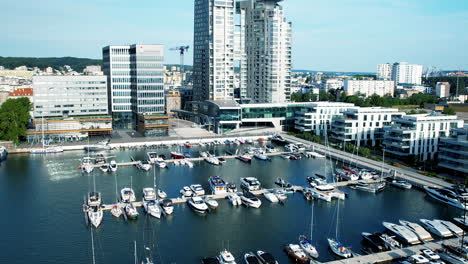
143, 165, 162, 218
30, 115, 64, 154
111, 170, 122, 218
87, 169, 103, 228
327, 201, 352, 258
299, 202, 319, 258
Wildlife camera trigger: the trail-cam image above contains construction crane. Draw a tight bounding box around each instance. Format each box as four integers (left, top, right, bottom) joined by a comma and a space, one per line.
170, 46, 190, 73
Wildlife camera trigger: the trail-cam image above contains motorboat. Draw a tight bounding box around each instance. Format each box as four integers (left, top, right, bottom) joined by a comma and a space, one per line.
205, 198, 219, 209
157, 189, 167, 199
218, 157, 226, 164
147, 152, 159, 163
376, 182, 387, 192
274, 189, 287, 201
306, 176, 327, 187
240, 177, 261, 191
349, 181, 377, 193
227, 183, 237, 193
120, 188, 136, 203
361, 232, 387, 252
190, 184, 206, 196
335, 169, 359, 181
378, 233, 401, 250
81, 157, 94, 174
205, 156, 220, 165
420, 219, 453, 238
188, 196, 209, 213
202, 257, 221, 264
94, 154, 106, 165
199, 151, 209, 158
256, 251, 278, 264
180, 186, 193, 197
399, 220, 433, 241
274, 178, 291, 188
174, 160, 180, 166
155, 159, 167, 168
358, 170, 374, 180
217, 250, 236, 264
170, 151, 185, 159
30, 145, 64, 154
227, 193, 242, 206
271, 134, 287, 145
327, 238, 352, 258
110, 204, 122, 218
390, 180, 412, 189
143, 188, 157, 201
453, 217, 468, 229
209, 176, 228, 195
254, 152, 270, 161
284, 244, 309, 263
99, 164, 110, 172
125, 203, 139, 220
160, 199, 174, 215
439, 251, 468, 264
87, 191, 102, 207
84, 140, 111, 152
421, 249, 440, 261
185, 160, 194, 168
299, 235, 318, 259
264, 191, 279, 203
436, 219, 464, 236
265, 144, 277, 153
280, 154, 291, 159
136, 160, 152, 171
240, 191, 262, 208
295, 143, 306, 151
408, 254, 430, 264
109, 160, 118, 172
285, 144, 297, 152
87, 205, 103, 228
382, 222, 420, 244
0, 146, 7, 163
236, 154, 252, 163
303, 188, 315, 201
143, 200, 161, 219
244, 252, 260, 264
424, 186, 467, 210
289, 153, 302, 160
305, 151, 326, 159
184, 142, 191, 148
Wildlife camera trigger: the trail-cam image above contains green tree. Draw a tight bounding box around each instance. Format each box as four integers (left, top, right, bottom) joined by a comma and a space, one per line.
442, 107, 456, 115
0, 98, 31, 144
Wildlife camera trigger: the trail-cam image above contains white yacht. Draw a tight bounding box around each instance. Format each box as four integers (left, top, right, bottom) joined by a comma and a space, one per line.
99, 164, 109, 173
240, 191, 262, 208
84, 140, 111, 152
180, 186, 193, 197
264, 191, 279, 203
120, 188, 136, 203
205, 156, 220, 165
227, 193, 242, 206
157, 189, 167, 199
160, 199, 174, 215
453, 217, 468, 229
142, 188, 157, 201
190, 184, 206, 196
87, 206, 103, 228
30, 145, 64, 154
379, 233, 401, 249
209, 176, 227, 195
240, 177, 261, 191
424, 186, 467, 210
274, 189, 287, 201
187, 196, 209, 213
419, 219, 453, 238
147, 152, 159, 163
218, 250, 236, 264
155, 159, 167, 168
436, 219, 464, 236
143, 200, 161, 219
299, 235, 319, 259
109, 160, 118, 172
390, 180, 412, 189
327, 238, 352, 258
81, 157, 94, 174
256, 251, 278, 264
136, 160, 152, 171
87, 191, 102, 207
382, 222, 420, 244
205, 198, 219, 209
399, 220, 433, 241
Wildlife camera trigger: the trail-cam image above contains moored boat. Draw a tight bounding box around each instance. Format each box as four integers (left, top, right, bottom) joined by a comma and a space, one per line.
227, 193, 242, 206
299, 235, 318, 259
188, 196, 209, 213
170, 151, 185, 159
160, 199, 174, 215
383, 221, 420, 244
284, 244, 309, 263
399, 220, 433, 241
424, 186, 467, 211
327, 238, 352, 258
256, 251, 278, 264
244, 252, 260, 264
264, 191, 279, 203
125, 203, 139, 220
390, 180, 412, 189
120, 188, 136, 203
143, 200, 161, 219
109, 160, 118, 172
240, 191, 262, 208
420, 219, 453, 238
87, 205, 103, 228
209, 176, 228, 195
240, 177, 261, 191
217, 250, 236, 264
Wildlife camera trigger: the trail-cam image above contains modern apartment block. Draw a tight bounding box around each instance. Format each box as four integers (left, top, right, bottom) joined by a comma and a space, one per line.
239, 0, 292, 103
435, 82, 451, 98
391, 62, 423, 85
383, 113, 464, 162
331, 107, 404, 147
377, 63, 392, 80
294, 102, 356, 136
344, 79, 395, 97
438, 126, 467, 177
102, 44, 166, 133
28, 75, 112, 143
193, 0, 235, 101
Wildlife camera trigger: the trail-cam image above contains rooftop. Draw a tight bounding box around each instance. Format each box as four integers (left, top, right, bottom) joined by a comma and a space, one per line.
8, 88, 33, 97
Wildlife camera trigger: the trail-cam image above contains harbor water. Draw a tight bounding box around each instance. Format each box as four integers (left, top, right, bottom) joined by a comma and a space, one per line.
0, 144, 458, 263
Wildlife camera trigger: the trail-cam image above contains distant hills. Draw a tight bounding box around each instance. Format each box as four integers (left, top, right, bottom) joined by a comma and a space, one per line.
0, 56, 102, 72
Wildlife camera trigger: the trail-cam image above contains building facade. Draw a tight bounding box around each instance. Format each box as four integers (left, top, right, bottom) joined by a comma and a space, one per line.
102, 44, 165, 130
391, 62, 423, 85
435, 82, 450, 98
438, 127, 467, 177
193, 0, 235, 101
383, 113, 464, 162
332, 107, 404, 147
324, 79, 344, 91
165, 90, 181, 117
377, 63, 392, 80
344, 79, 395, 97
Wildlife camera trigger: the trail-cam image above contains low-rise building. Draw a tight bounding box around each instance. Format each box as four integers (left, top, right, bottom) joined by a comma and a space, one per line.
136, 113, 169, 137
383, 113, 464, 162
438, 126, 467, 177
8, 88, 33, 101
344, 79, 395, 97
332, 107, 404, 147
165, 90, 181, 117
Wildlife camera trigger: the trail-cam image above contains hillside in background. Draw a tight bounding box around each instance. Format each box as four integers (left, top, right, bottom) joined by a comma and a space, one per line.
0, 57, 102, 72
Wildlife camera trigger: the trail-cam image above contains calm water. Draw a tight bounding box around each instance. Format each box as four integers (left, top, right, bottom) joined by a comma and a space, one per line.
0, 144, 456, 264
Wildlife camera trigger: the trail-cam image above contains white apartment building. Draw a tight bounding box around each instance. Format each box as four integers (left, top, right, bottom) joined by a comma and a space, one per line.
32, 75, 108, 118
193, 0, 235, 101
392, 62, 423, 85
324, 79, 343, 91
435, 82, 450, 98
344, 79, 395, 97
384, 113, 464, 162
377, 63, 392, 80
332, 107, 404, 147
438, 127, 467, 177
295, 102, 357, 136
102, 44, 165, 129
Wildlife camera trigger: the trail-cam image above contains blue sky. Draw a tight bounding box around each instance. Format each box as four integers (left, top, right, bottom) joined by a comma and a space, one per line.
3, 0, 468, 72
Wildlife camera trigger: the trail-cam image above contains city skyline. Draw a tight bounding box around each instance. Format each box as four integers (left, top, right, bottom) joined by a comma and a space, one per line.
2, 0, 468, 72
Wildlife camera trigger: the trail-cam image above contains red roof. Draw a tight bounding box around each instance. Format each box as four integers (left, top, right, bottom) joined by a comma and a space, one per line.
9, 88, 33, 97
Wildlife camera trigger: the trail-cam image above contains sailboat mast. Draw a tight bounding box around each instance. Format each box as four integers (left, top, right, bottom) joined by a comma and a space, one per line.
91, 228, 96, 264
335, 202, 339, 239
153, 165, 156, 188
134, 241, 137, 264
41, 115, 45, 148
310, 202, 314, 238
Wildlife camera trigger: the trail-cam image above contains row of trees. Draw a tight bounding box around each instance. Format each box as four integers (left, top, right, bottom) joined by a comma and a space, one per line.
0, 56, 102, 72
0, 98, 31, 144
424, 76, 467, 96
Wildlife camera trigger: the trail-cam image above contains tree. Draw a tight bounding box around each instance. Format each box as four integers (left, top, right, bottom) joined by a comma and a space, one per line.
0, 98, 31, 144
442, 107, 456, 115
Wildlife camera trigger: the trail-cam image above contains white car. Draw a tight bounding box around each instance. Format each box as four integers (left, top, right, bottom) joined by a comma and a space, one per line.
421, 249, 440, 260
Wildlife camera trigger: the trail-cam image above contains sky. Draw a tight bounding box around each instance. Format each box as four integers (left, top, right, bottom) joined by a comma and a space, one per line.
2, 0, 468, 72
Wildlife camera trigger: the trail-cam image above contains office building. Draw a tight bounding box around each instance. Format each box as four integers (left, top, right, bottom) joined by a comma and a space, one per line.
383, 113, 464, 162
377, 63, 392, 80
435, 82, 450, 98
391, 62, 423, 85
193, 0, 235, 101
438, 126, 467, 177
102, 44, 166, 132
344, 79, 395, 97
